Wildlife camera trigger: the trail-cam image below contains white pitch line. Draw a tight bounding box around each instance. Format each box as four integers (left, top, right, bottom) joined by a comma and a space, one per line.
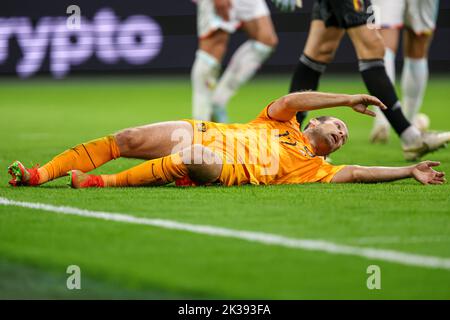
343, 235, 450, 245
1, 196, 450, 271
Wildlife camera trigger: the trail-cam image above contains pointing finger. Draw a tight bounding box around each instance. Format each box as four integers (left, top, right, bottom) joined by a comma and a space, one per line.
368, 96, 387, 110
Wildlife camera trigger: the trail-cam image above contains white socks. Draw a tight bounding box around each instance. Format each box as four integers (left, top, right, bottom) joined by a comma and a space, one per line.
401, 57, 429, 121
191, 50, 220, 120
401, 125, 422, 148
384, 47, 396, 83
374, 48, 396, 127
212, 40, 273, 111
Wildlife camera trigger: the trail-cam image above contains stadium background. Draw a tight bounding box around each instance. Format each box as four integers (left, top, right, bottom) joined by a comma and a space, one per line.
1, 0, 450, 77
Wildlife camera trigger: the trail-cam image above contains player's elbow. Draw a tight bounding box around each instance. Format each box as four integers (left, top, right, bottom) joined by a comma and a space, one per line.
278, 95, 292, 110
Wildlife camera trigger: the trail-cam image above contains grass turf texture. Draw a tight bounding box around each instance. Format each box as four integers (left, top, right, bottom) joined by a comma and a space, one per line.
0, 75, 449, 299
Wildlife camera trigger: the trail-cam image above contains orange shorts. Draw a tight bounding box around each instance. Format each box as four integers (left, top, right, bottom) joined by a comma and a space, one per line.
181, 119, 251, 187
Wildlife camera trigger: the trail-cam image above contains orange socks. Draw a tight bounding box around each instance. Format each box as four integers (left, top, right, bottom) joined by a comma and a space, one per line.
38, 135, 120, 184
35, 135, 188, 187
101, 153, 188, 187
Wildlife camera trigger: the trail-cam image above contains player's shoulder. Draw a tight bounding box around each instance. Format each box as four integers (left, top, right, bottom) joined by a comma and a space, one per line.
250, 106, 302, 137
253, 102, 275, 122
251, 102, 298, 124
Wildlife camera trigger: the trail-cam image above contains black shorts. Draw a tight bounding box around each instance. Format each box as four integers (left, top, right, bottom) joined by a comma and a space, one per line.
312, 0, 372, 29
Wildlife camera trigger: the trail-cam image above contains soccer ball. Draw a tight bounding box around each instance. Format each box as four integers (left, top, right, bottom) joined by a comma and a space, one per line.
412, 113, 430, 133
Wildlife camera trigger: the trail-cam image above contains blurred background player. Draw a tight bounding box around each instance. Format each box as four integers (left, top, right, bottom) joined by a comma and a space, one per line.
370, 0, 439, 143
282, 0, 449, 160
192, 0, 278, 123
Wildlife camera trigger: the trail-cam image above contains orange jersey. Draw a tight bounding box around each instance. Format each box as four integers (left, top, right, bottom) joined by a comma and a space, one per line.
184, 104, 346, 186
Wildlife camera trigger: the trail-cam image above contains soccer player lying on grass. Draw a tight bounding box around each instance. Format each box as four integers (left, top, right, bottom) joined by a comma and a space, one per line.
8, 91, 446, 188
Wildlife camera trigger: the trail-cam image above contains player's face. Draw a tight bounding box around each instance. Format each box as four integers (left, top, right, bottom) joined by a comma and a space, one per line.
309, 118, 349, 156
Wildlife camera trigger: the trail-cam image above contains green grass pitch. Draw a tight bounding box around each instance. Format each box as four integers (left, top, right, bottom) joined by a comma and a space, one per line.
0, 75, 449, 299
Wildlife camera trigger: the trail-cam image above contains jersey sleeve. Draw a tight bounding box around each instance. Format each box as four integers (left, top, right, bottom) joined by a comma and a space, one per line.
252, 102, 300, 128
317, 162, 347, 183
253, 102, 275, 122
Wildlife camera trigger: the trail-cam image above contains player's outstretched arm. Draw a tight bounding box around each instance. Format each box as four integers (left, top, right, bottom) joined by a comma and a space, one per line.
331, 161, 446, 185
268, 92, 387, 121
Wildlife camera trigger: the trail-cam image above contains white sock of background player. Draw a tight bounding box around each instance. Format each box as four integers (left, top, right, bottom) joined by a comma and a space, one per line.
211, 40, 273, 119
191, 50, 220, 120
374, 47, 396, 128
401, 57, 429, 121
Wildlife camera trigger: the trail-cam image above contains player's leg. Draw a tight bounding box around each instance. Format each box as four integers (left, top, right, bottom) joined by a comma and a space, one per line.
379, 29, 400, 82
301, 21, 344, 71
192, 0, 233, 120
211, 0, 276, 122
369, 0, 403, 142
347, 27, 415, 138
348, 25, 449, 160
8, 121, 194, 186
192, 31, 228, 121
113, 121, 193, 159
401, 28, 432, 122
7, 135, 121, 187
400, 0, 438, 124
70, 144, 223, 188
319, 0, 414, 146
371, 0, 405, 81
370, 28, 400, 143
289, 1, 345, 127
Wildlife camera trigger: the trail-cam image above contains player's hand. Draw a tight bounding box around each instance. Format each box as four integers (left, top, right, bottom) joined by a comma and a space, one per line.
214, 0, 232, 21
271, 0, 298, 12
411, 161, 446, 185
348, 94, 387, 117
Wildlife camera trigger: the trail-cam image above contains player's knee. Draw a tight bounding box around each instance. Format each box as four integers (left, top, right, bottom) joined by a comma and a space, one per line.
179, 144, 201, 164
180, 144, 216, 165
199, 30, 228, 59
359, 35, 385, 59
186, 162, 221, 183
406, 35, 430, 58
181, 145, 222, 183
319, 43, 338, 61
308, 41, 338, 63
407, 47, 427, 59
114, 128, 145, 152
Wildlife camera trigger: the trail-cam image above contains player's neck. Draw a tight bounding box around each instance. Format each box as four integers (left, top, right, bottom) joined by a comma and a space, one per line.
303, 131, 319, 155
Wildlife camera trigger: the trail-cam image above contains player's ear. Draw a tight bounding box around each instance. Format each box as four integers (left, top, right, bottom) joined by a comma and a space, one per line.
308, 118, 320, 128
